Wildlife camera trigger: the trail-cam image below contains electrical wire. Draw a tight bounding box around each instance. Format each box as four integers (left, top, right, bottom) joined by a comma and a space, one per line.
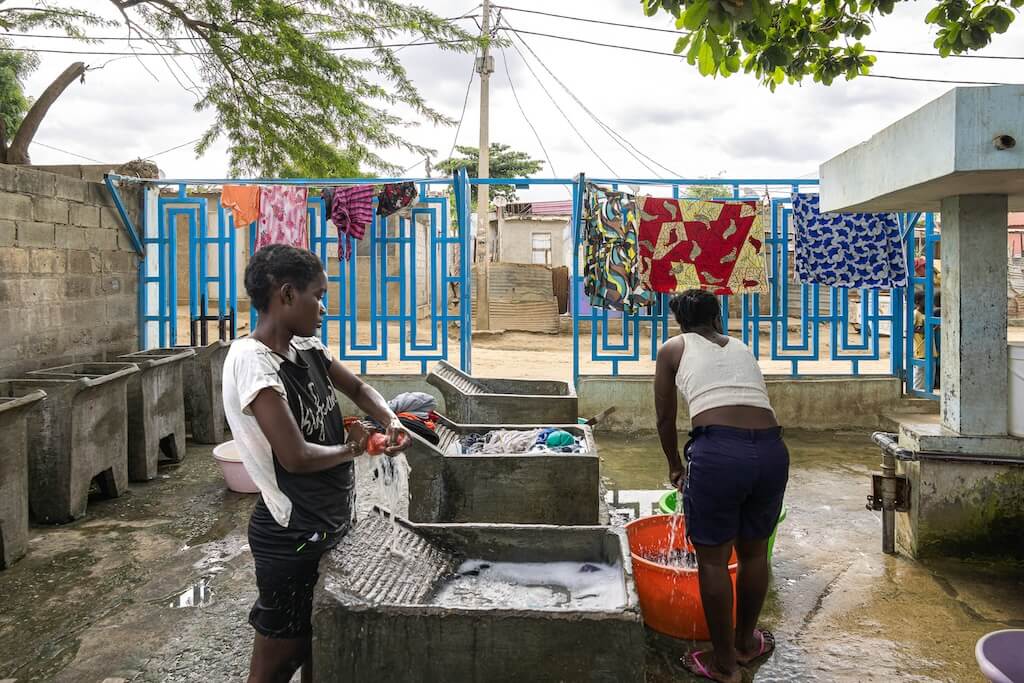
146, 137, 203, 159
31, 140, 104, 163
505, 35, 619, 176
443, 53, 478, 164
0, 38, 478, 57
494, 4, 1024, 61
505, 23, 683, 177
499, 45, 558, 178
500, 26, 1023, 86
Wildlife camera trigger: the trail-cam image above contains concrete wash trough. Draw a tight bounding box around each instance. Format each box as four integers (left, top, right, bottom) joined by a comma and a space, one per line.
5, 365, 136, 523
406, 414, 601, 525
0, 386, 46, 568
427, 361, 578, 424
313, 511, 645, 682
174, 340, 230, 444
31, 358, 188, 482
117, 349, 194, 479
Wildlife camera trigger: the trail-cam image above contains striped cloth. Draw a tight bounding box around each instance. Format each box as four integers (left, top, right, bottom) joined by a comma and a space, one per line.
331, 185, 375, 260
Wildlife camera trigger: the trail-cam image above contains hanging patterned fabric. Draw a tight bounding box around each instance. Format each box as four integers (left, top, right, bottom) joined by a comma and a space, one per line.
791, 193, 908, 289
582, 184, 655, 313
330, 185, 375, 260
220, 185, 261, 228
635, 197, 769, 295
256, 185, 308, 251
376, 182, 418, 218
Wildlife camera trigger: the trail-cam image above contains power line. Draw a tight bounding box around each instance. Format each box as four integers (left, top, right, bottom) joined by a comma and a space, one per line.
0, 15, 480, 42
505, 24, 683, 177
146, 137, 203, 159
495, 4, 1024, 61
443, 54, 477, 163
505, 33, 618, 176
0, 38, 477, 57
500, 45, 558, 178
31, 140, 104, 163
501, 26, 1023, 86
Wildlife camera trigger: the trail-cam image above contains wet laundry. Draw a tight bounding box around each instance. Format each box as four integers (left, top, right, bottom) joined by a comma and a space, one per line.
636, 196, 768, 295
582, 184, 655, 314
791, 192, 908, 289
255, 185, 308, 251
387, 392, 437, 420
220, 185, 261, 228
329, 185, 375, 260
376, 182, 418, 218
459, 428, 586, 455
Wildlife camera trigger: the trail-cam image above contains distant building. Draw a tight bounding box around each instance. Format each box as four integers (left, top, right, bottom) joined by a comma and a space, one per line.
490, 200, 572, 267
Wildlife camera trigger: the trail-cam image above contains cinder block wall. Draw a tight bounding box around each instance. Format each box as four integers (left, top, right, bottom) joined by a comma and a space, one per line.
0, 164, 142, 377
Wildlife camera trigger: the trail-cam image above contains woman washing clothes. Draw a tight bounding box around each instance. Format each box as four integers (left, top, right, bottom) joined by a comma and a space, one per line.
654, 289, 789, 683
222, 244, 411, 683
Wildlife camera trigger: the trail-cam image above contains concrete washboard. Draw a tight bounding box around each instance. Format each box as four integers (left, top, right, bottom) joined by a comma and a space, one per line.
406, 414, 601, 525
116, 348, 195, 479
0, 386, 46, 568
312, 511, 645, 682
426, 360, 578, 424
173, 340, 230, 444
10, 364, 137, 523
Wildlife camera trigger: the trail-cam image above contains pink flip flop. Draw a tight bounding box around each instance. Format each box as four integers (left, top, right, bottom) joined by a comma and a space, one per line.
681, 650, 737, 682
737, 628, 776, 665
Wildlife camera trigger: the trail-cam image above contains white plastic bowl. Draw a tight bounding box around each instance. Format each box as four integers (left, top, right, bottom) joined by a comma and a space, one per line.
212, 440, 260, 494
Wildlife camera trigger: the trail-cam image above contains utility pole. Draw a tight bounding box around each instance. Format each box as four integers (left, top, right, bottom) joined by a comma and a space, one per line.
475, 0, 494, 330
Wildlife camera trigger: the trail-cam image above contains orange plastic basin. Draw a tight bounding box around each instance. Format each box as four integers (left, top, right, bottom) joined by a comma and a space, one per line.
625, 514, 737, 641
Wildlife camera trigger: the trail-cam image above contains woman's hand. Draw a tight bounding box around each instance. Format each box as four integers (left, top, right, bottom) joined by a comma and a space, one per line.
346, 420, 372, 454
384, 417, 412, 455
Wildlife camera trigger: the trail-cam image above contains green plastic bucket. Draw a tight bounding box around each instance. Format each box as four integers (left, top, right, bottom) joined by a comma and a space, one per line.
657, 490, 787, 564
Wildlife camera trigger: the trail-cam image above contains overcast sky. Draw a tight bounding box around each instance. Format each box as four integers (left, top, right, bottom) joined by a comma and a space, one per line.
13, 0, 1024, 200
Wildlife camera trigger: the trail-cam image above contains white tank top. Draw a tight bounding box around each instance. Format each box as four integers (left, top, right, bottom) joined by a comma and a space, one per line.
675, 333, 774, 417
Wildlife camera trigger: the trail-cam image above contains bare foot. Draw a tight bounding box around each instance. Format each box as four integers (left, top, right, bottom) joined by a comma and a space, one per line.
681, 651, 742, 683
736, 628, 775, 665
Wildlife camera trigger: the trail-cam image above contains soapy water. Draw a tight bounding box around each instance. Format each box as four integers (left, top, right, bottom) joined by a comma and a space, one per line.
642, 548, 698, 569
370, 452, 410, 555
431, 560, 627, 610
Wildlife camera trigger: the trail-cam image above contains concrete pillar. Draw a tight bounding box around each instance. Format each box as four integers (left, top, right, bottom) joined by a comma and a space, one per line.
940, 194, 1009, 435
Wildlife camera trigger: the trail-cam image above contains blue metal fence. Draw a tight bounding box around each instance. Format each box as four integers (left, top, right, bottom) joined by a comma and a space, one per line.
122, 173, 473, 374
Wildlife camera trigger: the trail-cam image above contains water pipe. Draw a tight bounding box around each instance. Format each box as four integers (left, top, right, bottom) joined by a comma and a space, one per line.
869, 432, 915, 554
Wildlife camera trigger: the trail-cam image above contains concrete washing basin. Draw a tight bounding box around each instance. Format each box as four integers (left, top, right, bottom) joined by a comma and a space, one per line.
7, 365, 136, 523
312, 511, 645, 682
406, 414, 601, 525
172, 340, 230, 444
0, 386, 46, 568
427, 360, 578, 424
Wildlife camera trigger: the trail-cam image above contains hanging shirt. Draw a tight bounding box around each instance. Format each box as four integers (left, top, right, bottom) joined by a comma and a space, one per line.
636, 196, 768, 295
791, 193, 908, 289
582, 184, 655, 314
256, 185, 309, 252
376, 182, 418, 218
222, 336, 353, 532
221, 185, 261, 228
331, 185, 375, 260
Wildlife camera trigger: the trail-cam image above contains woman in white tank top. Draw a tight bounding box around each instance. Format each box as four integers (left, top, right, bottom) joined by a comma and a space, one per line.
654, 289, 789, 683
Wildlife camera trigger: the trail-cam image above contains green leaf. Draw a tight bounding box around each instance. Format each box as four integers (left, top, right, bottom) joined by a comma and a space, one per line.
684, 0, 711, 29
726, 53, 742, 71
643, 0, 663, 16
925, 5, 944, 23
989, 6, 1015, 32
772, 66, 786, 83
698, 42, 716, 75
674, 34, 693, 53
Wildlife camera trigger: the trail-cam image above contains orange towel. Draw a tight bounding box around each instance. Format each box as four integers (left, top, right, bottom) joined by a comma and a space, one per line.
220, 185, 260, 228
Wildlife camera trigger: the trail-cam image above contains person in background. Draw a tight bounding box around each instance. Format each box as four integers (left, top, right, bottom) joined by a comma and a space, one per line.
654, 290, 789, 683
913, 290, 929, 392
222, 244, 411, 683
932, 292, 942, 390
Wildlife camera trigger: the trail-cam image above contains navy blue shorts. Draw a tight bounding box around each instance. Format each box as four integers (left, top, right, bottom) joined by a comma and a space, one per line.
682, 426, 789, 547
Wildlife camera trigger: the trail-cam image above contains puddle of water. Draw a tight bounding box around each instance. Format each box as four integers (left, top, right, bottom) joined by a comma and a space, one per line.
164, 576, 214, 608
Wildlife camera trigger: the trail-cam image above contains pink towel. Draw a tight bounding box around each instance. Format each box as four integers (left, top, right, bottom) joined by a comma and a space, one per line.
331, 185, 376, 260
256, 185, 308, 251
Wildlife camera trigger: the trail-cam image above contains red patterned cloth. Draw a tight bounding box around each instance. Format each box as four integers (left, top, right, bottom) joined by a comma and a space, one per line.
636, 197, 767, 295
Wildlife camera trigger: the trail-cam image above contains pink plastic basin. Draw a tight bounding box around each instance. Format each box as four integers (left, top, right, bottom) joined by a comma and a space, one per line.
976, 629, 1024, 683
212, 441, 259, 494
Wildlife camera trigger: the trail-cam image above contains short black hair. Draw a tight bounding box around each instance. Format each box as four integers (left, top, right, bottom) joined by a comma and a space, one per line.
669, 289, 720, 330
244, 245, 323, 312
914, 289, 926, 310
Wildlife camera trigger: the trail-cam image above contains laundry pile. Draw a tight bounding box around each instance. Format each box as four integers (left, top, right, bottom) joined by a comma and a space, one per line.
458, 428, 586, 455
353, 391, 441, 445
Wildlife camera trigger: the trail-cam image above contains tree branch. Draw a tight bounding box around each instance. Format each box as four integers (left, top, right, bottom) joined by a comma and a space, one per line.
6, 61, 86, 165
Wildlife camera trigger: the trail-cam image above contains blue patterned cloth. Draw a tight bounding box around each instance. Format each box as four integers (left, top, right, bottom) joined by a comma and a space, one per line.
792, 193, 908, 289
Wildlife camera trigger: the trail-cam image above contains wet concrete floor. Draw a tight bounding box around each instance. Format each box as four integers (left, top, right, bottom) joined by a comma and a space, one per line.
0, 431, 1021, 681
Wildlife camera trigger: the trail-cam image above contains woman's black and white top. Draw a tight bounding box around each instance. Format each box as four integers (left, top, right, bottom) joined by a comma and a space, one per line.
223, 336, 353, 533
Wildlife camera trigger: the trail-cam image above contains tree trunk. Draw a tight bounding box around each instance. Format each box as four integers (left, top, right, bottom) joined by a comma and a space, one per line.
5, 62, 87, 165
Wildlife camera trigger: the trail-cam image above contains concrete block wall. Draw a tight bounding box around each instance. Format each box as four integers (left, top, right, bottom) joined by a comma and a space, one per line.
0, 165, 142, 377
